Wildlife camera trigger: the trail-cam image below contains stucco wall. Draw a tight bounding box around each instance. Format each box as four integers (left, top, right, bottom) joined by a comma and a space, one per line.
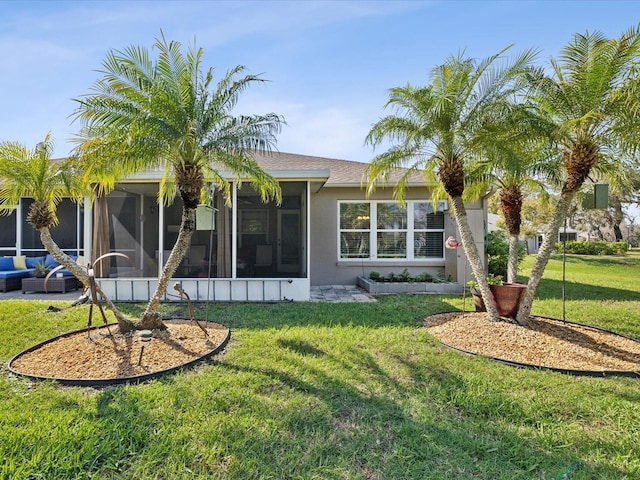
308, 186, 484, 286
447, 197, 489, 287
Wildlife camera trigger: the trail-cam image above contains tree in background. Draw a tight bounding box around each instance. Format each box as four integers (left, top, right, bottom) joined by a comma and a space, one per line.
519, 193, 556, 253
572, 171, 640, 242
73, 34, 284, 331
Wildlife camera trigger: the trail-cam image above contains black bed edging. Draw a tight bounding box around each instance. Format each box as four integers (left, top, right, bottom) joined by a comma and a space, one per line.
440, 341, 640, 378
428, 312, 640, 378
7, 322, 231, 387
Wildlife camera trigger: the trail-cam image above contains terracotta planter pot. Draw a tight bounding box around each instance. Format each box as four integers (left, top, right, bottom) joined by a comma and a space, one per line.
471, 283, 527, 318
489, 283, 527, 318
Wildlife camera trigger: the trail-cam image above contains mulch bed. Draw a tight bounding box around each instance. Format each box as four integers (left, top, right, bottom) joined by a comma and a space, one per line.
424, 312, 640, 374
9, 319, 230, 383
9, 312, 639, 384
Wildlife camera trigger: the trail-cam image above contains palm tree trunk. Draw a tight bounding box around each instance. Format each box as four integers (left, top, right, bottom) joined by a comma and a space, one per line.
450, 196, 501, 321
507, 233, 519, 283
39, 228, 135, 331
516, 192, 575, 323
500, 186, 522, 284
139, 207, 195, 329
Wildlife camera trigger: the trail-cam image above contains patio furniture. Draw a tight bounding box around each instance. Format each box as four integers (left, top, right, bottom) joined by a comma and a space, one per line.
0, 256, 35, 292
22, 276, 82, 294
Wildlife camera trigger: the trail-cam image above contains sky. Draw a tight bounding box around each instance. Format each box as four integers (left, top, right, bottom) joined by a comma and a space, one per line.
1, 0, 639, 216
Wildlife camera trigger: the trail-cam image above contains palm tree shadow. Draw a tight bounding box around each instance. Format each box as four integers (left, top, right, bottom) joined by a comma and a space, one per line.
526, 317, 640, 367
213, 338, 612, 477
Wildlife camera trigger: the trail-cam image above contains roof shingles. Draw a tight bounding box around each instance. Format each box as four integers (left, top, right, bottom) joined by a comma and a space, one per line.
251, 151, 428, 187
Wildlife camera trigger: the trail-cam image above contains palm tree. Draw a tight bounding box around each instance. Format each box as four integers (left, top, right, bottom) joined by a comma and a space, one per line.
72, 33, 284, 331
0, 134, 133, 330
365, 47, 536, 321
471, 134, 558, 283
516, 25, 640, 322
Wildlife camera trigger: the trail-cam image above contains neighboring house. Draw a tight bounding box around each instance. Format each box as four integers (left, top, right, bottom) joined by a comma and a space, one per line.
524, 227, 581, 254
0, 152, 489, 301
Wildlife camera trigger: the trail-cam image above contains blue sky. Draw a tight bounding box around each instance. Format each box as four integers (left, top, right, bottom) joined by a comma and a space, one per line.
1, 0, 639, 165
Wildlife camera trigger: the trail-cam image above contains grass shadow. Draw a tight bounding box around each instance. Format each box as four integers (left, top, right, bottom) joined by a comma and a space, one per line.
213, 336, 586, 479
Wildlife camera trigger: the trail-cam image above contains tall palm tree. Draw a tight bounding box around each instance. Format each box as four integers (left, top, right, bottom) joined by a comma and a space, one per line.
365, 47, 536, 321
0, 134, 133, 330
516, 25, 640, 322
72, 34, 284, 331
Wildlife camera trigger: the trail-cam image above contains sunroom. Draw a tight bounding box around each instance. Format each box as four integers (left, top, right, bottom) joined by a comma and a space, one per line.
92, 178, 312, 302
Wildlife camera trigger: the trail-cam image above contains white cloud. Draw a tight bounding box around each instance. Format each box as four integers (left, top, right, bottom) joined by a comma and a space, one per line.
236, 92, 380, 162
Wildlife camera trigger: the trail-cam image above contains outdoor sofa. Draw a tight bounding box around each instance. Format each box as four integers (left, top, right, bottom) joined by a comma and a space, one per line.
0, 254, 78, 292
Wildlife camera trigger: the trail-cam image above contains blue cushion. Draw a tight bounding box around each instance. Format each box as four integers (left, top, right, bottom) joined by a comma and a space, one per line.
0, 257, 15, 271
44, 254, 59, 269
0, 270, 33, 279
25, 256, 46, 269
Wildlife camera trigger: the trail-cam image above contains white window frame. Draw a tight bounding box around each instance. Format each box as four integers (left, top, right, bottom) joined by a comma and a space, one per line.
338, 200, 446, 262
338, 201, 371, 259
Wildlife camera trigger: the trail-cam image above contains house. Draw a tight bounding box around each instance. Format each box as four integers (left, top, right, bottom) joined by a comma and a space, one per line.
0, 152, 489, 301
525, 227, 582, 254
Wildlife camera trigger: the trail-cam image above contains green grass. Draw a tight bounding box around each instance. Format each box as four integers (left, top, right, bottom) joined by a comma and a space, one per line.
1, 252, 639, 479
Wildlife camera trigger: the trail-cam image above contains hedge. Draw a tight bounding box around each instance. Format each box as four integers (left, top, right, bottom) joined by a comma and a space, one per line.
553, 240, 628, 255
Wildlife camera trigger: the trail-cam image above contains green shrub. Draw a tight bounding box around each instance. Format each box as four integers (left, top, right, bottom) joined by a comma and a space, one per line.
414, 272, 433, 282
395, 268, 412, 282
486, 231, 525, 278
368, 270, 444, 283
554, 240, 628, 255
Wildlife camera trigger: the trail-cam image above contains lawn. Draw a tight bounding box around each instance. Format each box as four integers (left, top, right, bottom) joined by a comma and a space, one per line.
1, 253, 639, 479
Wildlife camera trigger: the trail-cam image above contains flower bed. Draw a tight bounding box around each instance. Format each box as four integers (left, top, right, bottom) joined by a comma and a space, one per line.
357, 276, 462, 294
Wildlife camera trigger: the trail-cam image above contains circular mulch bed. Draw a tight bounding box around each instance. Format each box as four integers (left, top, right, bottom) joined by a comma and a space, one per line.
424, 312, 640, 377
8, 319, 230, 386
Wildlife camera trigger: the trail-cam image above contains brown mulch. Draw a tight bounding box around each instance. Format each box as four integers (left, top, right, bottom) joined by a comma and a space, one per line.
424, 312, 640, 373
10, 319, 230, 382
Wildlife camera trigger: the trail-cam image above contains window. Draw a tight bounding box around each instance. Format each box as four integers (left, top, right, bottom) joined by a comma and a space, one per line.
339, 201, 445, 261
21, 198, 83, 256
0, 210, 16, 256
413, 202, 445, 258
339, 203, 370, 258
377, 203, 406, 258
